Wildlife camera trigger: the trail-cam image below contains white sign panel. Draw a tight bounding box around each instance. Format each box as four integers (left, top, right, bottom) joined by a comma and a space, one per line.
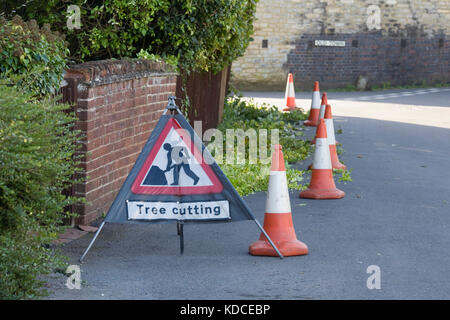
127, 200, 230, 221
315, 40, 346, 47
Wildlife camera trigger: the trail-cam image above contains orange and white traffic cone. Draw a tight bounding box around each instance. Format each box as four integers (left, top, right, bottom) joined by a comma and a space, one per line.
308, 104, 346, 170
324, 104, 346, 170
249, 145, 308, 257
300, 119, 345, 199
310, 92, 328, 145
304, 81, 321, 126
283, 73, 297, 112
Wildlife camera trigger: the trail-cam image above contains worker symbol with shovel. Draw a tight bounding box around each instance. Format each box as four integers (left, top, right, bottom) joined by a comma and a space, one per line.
163, 143, 200, 186
141, 142, 200, 186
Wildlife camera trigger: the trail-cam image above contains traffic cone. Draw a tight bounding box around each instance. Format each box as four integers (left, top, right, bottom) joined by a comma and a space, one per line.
304, 81, 321, 126
324, 104, 346, 170
300, 119, 345, 199
249, 145, 308, 257
283, 73, 297, 112
308, 104, 345, 170
310, 92, 328, 145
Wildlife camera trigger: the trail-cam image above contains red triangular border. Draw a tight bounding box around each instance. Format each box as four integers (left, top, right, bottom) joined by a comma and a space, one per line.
131, 118, 223, 195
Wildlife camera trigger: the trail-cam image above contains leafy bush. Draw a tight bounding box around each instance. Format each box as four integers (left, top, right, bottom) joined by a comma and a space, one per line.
219, 96, 310, 163
13, 0, 257, 73
0, 231, 65, 299
0, 15, 69, 97
215, 96, 353, 195
214, 96, 311, 196
0, 81, 82, 299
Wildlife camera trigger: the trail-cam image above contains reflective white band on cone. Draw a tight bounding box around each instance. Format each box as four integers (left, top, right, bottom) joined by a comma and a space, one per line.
288, 81, 295, 98
311, 91, 321, 110
265, 171, 291, 213
325, 118, 336, 145
312, 138, 332, 169
319, 104, 326, 120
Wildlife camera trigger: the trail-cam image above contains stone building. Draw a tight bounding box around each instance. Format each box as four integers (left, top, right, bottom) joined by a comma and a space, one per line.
231, 0, 450, 90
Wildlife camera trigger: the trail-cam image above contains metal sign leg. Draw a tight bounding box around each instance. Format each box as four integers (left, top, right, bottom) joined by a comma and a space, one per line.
79, 221, 106, 263
253, 219, 284, 259
178, 220, 184, 255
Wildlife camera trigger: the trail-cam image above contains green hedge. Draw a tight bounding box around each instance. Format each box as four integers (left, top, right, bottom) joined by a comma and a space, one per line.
0, 15, 69, 97
11, 0, 257, 73
0, 82, 82, 299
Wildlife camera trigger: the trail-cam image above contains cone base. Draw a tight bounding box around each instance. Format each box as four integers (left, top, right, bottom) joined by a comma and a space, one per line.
283, 106, 297, 112
305, 108, 320, 126
304, 119, 318, 127
249, 212, 308, 257
329, 145, 346, 170
332, 161, 347, 170
299, 188, 345, 199
249, 239, 308, 257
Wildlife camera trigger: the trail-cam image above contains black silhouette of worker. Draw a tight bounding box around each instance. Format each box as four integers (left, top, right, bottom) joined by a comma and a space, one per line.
163, 143, 199, 186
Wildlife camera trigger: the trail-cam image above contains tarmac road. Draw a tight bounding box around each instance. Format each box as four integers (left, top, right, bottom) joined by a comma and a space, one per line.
47, 88, 450, 300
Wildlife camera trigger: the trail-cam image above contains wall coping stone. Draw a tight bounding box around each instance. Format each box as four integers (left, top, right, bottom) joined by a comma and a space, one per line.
64, 58, 178, 87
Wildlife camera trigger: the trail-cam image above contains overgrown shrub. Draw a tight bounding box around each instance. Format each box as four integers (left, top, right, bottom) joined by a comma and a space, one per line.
218, 96, 310, 163
0, 15, 69, 97
0, 81, 82, 299
215, 96, 311, 196
12, 0, 257, 73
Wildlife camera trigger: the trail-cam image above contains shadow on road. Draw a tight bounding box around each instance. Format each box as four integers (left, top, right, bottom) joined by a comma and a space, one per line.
243, 88, 450, 108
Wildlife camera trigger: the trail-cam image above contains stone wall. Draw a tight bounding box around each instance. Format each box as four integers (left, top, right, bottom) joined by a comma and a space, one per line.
63, 59, 177, 224
231, 0, 450, 90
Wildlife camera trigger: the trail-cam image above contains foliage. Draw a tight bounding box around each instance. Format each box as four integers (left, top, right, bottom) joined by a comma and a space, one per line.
0, 231, 67, 299
218, 96, 310, 164
12, 0, 258, 73
335, 169, 353, 183
0, 15, 69, 97
136, 50, 178, 68
213, 96, 310, 196
0, 81, 82, 299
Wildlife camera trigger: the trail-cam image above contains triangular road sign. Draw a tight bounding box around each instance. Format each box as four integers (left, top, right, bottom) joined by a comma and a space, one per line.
131, 117, 223, 195
79, 97, 282, 261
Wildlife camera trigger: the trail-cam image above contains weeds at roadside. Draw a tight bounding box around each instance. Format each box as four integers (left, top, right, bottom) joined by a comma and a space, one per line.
214, 96, 310, 196
335, 169, 353, 183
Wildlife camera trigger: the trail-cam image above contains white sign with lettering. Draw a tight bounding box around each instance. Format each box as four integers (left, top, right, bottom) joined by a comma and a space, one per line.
315, 40, 346, 47
127, 200, 230, 221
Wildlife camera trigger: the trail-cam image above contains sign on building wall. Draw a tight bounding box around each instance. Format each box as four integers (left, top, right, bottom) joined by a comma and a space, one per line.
314, 40, 346, 47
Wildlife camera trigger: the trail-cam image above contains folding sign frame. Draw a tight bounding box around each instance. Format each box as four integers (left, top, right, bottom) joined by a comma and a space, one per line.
79, 97, 282, 261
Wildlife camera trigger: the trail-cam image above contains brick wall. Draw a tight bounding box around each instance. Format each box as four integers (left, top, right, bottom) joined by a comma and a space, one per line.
63, 59, 177, 225
231, 0, 450, 90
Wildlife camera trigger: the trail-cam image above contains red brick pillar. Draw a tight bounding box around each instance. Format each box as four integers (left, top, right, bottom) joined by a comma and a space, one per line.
63, 59, 177, 225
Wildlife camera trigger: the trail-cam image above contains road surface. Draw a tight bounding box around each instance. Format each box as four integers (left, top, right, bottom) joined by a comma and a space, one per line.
47, 87, 450, 299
